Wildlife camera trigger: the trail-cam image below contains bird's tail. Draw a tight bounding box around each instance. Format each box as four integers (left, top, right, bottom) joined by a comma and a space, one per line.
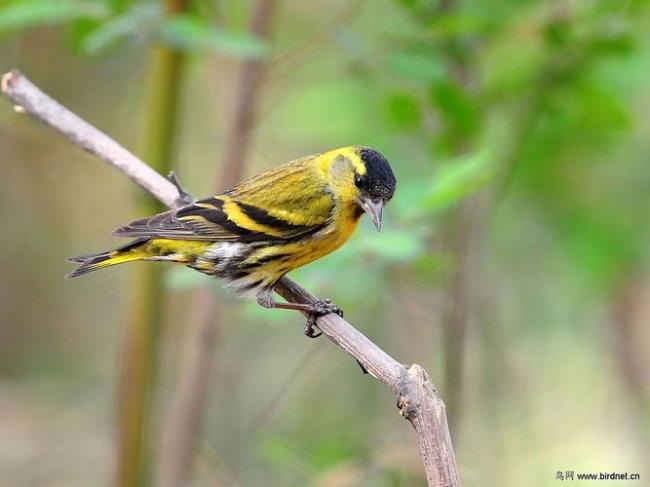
66, 239, 151, 278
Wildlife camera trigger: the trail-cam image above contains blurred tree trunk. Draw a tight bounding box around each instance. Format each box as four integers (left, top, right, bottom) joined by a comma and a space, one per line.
611, 277, 650, 472
157, 2, 276, 486
443, 196, 481, 435
116, 1, 189, 486
437, 0, 481, 436
221, 0, 276, 184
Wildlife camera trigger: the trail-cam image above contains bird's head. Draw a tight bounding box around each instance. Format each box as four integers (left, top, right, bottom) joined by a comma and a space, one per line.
324, 146, 397, 231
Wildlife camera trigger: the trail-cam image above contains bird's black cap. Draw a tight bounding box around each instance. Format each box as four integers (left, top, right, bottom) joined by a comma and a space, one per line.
358, 147, 397, 201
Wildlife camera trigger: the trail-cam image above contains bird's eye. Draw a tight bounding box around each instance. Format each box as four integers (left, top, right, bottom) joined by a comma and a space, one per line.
354, 175, 363, 188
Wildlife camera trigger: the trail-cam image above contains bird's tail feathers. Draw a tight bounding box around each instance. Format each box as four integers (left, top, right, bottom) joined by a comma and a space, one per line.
66, 239, 149, 278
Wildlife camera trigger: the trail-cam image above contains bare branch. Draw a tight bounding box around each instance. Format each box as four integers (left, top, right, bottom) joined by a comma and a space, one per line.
1, 69, 460, 487
1, 69, 182, 209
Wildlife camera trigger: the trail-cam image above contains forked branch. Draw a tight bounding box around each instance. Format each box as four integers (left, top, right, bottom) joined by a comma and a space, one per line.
1, 69, 460, 487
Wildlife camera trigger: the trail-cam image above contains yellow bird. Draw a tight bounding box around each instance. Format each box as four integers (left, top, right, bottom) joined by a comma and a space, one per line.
67, 146, 397, 336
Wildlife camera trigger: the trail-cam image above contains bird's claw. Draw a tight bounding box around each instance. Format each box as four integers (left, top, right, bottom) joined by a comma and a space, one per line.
304, 315, 322, 338
303, 299, 343, 338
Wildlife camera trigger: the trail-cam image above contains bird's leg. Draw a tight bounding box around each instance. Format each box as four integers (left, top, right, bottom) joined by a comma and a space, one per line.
167, 171, 195, 205
257, 295, 343, 338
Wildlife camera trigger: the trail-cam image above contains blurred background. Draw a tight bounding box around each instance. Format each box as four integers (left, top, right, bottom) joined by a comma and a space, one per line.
1, 0, 650, 486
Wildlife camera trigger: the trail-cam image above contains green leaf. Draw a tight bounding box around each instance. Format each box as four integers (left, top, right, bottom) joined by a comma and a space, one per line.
382, 90, 422, 130
0, 0, 107, 33
160, 14, 269, 58
422, 151, 495, 211
430, 80, 480, 135
80, 3, 159, 54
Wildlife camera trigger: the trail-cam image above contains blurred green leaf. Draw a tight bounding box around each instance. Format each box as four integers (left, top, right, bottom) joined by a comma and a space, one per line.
428, 13, 498, 38
0, 0, 108, 33
310, 437, 359, 470
589, 24, 634, 55
543, 16, 572, 48
430, 80, 480, 135
571, 80, 630, 133
387, 49, 444, 82
259, 437, 306, 471
393, 0, 417, 8
422, 151, 495, 211
382, 90, 422, 130
360, 227, 423, 262
559, 211, 636, 287
160, 14, 269, 58
67, 17, 103, 52
412, 252, 452, 283
80, 3, 159, 54
109, 0, 132, 14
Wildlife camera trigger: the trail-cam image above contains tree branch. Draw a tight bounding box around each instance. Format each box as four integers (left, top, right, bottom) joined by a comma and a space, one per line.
0, 70, 182, 209
1, 69, 460, 487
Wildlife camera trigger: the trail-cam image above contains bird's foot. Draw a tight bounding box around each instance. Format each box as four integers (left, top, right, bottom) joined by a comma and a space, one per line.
304, 299, 343, 338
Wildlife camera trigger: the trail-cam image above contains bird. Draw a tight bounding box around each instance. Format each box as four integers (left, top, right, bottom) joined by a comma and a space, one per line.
67, 146, 397, 336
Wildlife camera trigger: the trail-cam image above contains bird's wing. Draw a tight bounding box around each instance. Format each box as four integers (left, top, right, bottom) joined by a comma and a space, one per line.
113, 157, 335, 242
113, 198, 241, 241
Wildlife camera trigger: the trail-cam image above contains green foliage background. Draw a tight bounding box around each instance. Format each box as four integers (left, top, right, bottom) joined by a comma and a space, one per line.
1, 0, 649, 485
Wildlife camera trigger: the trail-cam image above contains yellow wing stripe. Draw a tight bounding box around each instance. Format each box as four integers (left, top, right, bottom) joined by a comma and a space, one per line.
222, 198, 290, 238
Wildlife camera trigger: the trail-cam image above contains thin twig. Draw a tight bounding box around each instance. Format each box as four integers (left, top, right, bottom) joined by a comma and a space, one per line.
1, 69, 460, 487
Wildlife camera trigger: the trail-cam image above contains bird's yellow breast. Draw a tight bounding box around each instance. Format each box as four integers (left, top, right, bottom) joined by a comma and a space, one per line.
278, 201, 362, 271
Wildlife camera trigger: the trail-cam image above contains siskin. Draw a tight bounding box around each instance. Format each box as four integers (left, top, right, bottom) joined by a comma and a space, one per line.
67, 146, 397, 335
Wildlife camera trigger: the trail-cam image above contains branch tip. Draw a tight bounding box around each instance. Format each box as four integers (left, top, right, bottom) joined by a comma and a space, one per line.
1, 69, 21, 94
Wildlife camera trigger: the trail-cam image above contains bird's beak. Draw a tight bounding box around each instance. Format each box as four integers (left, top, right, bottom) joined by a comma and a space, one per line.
359, 197, 384, 232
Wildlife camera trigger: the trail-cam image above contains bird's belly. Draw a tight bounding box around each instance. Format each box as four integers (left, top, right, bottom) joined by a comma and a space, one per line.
191, 217, 359, 298
279, 218, 360, 270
